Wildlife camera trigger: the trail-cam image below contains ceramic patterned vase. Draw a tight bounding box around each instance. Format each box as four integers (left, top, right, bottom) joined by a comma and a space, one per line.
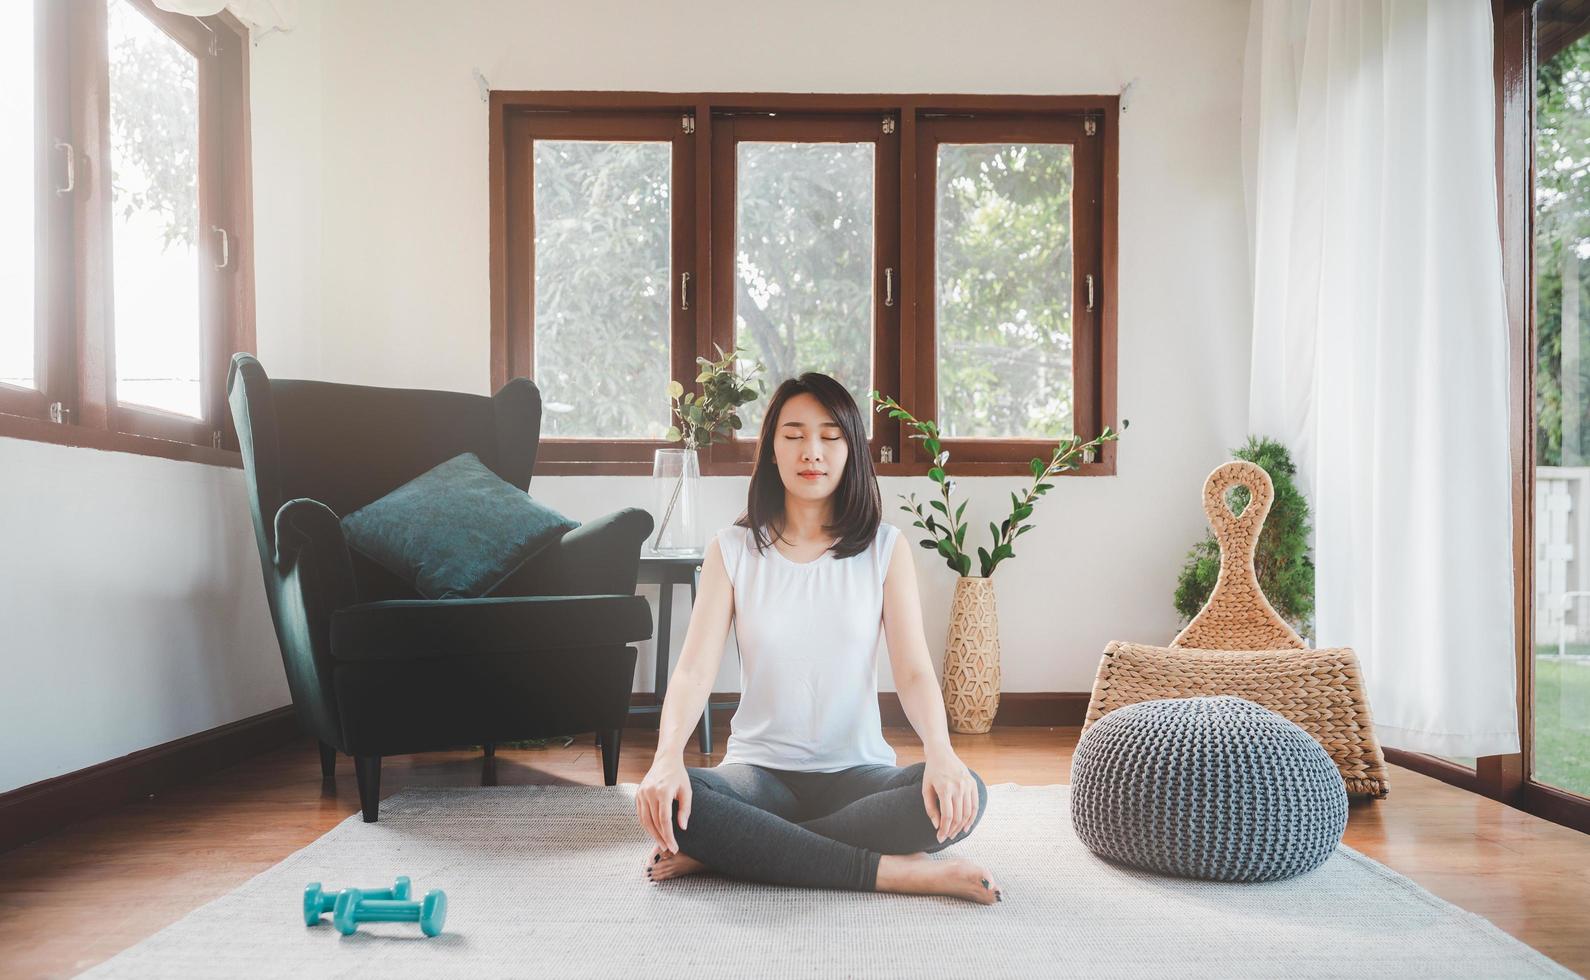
942, 575, 1001, 734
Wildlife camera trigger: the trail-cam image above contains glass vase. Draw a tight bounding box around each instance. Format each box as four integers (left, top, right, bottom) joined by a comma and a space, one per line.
650, 447, 702, 555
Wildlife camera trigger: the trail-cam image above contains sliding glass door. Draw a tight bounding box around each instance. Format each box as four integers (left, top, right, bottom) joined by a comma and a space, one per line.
1532, 3, 1590, 802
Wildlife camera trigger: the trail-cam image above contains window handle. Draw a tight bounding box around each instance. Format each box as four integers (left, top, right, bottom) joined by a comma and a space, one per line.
884, 267, 894, 308
1085, 273, 1095, 312
680, 271, 691, 311
212, 225, 230, 270
54, 140, 74, 195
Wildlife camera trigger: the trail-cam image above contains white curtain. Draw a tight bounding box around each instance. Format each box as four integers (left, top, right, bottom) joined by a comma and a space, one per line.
1244, 0, 1519, 756
150, 0, 294, 33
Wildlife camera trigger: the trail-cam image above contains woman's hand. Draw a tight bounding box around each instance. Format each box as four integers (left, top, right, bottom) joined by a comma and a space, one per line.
922, 753, 979, 844
637, 755, 692, 853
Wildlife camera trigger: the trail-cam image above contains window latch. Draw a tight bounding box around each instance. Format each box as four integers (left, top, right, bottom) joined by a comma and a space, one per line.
880, 446, 894, 464
884, 267, 894, 308
212, 226, 230, 270
49, 402, 72, 424
54, 140, 75, 196
680, 271, 691, 311
211, 430, 224, 450
1085, 273, 1095, 312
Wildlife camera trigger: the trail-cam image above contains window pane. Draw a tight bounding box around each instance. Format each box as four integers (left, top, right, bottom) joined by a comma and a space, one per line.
1533, 25, 1590, 800
935, 143, 1074, 440
108, 0, 202, 419
733, 141, 874, 437
533, 140, 671, 439
0, 1, 36, 391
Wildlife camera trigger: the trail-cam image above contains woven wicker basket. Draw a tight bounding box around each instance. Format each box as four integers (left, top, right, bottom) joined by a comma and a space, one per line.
1084, 460, 1390, 798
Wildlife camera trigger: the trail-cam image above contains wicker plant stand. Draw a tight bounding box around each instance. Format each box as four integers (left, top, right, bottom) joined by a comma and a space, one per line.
1085, 460, 1391, 798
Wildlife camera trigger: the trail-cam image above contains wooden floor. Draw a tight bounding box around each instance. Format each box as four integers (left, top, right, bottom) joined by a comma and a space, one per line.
4, 726, 1589, 978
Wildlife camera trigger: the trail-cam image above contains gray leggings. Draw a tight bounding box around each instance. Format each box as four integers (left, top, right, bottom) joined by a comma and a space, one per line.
665, 761, 989, 892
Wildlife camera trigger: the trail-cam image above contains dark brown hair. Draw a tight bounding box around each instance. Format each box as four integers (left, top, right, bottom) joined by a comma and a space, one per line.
735, 373, 882, 560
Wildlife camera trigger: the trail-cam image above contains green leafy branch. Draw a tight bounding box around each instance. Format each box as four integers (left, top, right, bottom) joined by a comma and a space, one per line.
665, 343, 767, 450
872, 391, 1127, 578
654, 344, 767, 551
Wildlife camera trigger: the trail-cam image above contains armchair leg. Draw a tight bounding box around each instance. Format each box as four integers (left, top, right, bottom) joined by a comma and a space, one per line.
317, 741, 337, 791
354, 755, 382, 823
482, 743, 497, 786
600, 727, 622, 786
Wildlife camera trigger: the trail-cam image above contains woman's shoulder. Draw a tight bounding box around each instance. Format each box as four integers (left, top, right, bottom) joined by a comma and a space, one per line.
714, 523, 757, 563
712, 524, 749, 582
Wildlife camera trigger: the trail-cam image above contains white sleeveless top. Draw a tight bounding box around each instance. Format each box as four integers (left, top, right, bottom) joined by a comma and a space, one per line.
716, 521, 901, 772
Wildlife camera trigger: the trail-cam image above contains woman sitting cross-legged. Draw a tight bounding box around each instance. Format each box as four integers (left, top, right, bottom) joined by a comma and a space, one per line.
636, 372, 1000, 905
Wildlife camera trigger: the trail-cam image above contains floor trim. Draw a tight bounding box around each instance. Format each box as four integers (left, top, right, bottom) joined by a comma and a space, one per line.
0, 706, 299, 853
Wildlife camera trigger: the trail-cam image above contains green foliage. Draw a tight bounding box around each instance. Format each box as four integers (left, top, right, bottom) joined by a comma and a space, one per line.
1536, 35, 1590, 466
1173, 437, 1315, 638
533, 140, 673, 439
733, 143, 874, 433
874, 391, 1126, 578
936, 144, 1076, 439
108, 0, 198, 250
526, 138, 1080, 443
1532, 651, 1590, 797
665, 343, 767, 450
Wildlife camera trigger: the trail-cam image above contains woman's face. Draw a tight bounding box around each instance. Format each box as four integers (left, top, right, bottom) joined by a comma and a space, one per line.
772, 392, 849, 505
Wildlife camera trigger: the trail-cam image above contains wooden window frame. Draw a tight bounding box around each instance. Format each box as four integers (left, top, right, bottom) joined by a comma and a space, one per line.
495, 109, 696, 473
0, 2, 71, 425
489, 91, 1119, 477
911, 113, 1109, 471
0, 0, 254, 469
1388, 0, 1590, 836
708, 111, 901, 469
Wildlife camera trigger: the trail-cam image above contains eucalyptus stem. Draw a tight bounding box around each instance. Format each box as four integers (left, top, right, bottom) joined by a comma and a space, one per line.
872, 389, 1127, 578
652, 466, 687, 551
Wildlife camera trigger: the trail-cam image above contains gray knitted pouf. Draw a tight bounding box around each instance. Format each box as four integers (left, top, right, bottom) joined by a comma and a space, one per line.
1070, 695, 1348, 882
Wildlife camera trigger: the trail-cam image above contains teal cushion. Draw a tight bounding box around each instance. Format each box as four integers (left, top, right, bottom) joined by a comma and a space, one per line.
340, 452, 578, 600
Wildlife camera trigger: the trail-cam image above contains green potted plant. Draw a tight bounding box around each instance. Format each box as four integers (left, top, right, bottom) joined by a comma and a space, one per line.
873, 391, 1126, 733
651, 344, 766, 554
1174, 436, 1314, 639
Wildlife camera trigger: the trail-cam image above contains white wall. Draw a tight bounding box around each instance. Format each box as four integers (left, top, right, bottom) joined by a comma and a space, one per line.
0, 1, 330, 795
0, 437, 286, 792
249, 0, 1256, 697
1, 0, 1253, 792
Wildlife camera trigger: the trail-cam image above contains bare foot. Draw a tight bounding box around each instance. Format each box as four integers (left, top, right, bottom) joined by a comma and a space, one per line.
645, 844, 706, 882
875, 855, 1001, 904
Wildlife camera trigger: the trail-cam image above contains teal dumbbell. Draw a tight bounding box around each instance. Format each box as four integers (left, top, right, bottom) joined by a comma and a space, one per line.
333, 887, 447, 938
303, 877, 411, 926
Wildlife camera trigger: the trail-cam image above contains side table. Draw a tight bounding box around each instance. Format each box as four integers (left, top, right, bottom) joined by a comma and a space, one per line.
625, 552, 739, 755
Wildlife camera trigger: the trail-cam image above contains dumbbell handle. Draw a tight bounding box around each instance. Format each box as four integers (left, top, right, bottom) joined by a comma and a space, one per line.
334, 888, 447, 937
353, 900, 423, 922
308, 877, 411, 914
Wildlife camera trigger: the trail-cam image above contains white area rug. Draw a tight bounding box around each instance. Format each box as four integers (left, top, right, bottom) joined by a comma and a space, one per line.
81, 784, 1575, 979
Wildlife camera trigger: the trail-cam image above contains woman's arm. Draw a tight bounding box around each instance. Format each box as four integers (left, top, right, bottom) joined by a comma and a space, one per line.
881, 529, 980, 843
654, 536, 735, 759
637, 535, 734, 852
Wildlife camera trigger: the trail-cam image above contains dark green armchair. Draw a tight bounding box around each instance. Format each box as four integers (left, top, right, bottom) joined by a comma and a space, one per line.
227, 353, 653, 821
